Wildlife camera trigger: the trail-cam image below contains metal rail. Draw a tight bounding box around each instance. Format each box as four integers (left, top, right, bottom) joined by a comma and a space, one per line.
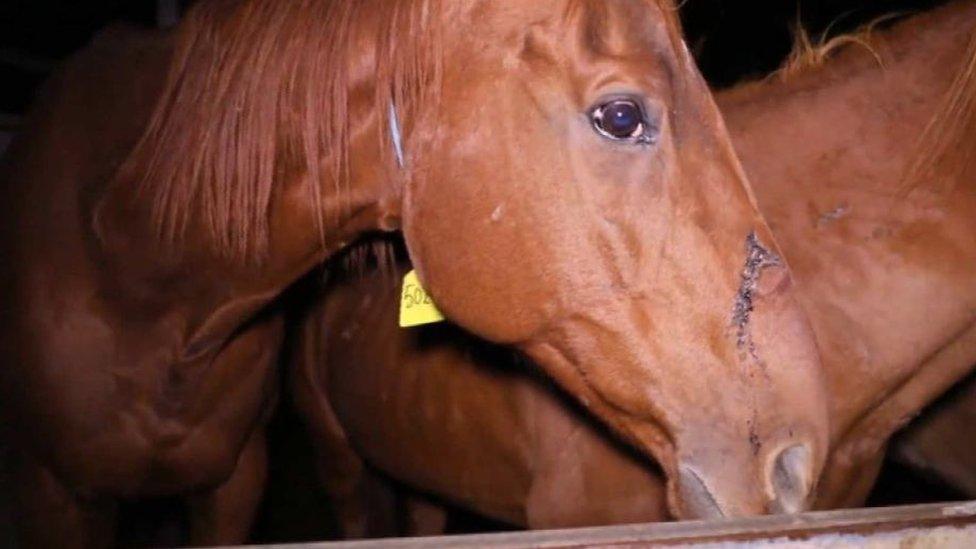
236, 500, 976, 549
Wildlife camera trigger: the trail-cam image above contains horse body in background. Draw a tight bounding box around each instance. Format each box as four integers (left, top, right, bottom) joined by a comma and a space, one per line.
0, 0, 827, 545
294, 255, 673, 531
722, 0, 976, 507
293, 0, 976, 532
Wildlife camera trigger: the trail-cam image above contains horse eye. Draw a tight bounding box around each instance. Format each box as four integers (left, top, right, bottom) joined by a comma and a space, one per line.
590, 99, 655, 144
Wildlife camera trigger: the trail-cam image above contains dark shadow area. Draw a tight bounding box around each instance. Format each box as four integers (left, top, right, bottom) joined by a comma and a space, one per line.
884, 368, 976, 501
867, 459, 969, 507
0, 440, 14, 549
250, 390, 339, 543
116, 498, 187, 548
0, 0, 955, 115
681, 0, 950, 88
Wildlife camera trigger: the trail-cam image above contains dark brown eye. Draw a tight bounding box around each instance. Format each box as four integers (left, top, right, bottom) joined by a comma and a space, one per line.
590, 99, 655, 144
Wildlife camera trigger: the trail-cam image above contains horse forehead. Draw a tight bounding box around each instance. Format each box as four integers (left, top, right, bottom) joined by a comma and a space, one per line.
464, 0, 676, 82
468, 0, 670, 45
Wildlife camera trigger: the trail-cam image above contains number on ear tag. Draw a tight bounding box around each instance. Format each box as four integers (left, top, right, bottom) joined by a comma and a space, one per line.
399, 269, 445, 328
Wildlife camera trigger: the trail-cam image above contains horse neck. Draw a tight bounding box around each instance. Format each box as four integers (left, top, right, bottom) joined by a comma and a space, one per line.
717, 0, 976, 266
720, 0, 976, 213
718, 0, 976, 439
93, 101, 396, 361
92, 0, 439, 345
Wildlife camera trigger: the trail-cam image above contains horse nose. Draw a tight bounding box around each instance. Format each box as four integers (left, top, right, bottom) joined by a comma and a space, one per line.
766, 443, 814, 514
675, 441, 816, 519
677, 465, 726, 519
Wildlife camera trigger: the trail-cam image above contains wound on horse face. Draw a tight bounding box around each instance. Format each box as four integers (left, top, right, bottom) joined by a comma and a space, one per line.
731, 232, 782, 360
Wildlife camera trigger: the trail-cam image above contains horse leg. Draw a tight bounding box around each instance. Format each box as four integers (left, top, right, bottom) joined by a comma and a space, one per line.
311, 442, 401, 538
296, 395, 406, 537
291, 305, 397, 538
890, 326, 976, 498
818, 324, 976, 508
818, 446, 887, 509
185, 427, 267, 545
10, 452, 117, 548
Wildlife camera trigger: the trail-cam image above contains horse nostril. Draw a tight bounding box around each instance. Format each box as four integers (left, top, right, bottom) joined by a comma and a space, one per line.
678, 465, 726, 520
768, 444, 813, 514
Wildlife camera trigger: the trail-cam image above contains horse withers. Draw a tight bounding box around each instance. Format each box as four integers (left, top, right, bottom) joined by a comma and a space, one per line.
0, 0, 826, 545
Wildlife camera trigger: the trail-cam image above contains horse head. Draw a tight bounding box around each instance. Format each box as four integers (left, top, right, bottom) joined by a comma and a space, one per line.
397, 0, 830, 518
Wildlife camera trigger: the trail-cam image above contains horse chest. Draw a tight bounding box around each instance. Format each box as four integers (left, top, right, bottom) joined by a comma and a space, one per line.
22, 308, 281, 497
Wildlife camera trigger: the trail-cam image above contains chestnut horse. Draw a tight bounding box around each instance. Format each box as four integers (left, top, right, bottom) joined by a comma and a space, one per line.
294, 254, 673, 531
292, 0, 976, 532
0, 0, 828, 545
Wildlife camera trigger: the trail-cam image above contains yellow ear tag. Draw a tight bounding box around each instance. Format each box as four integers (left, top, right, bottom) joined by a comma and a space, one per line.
399, 269, 445, 328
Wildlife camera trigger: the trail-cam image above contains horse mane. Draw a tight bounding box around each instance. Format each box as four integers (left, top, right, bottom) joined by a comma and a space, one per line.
900, 26, 976, 196
114, 0, 442, 261
745, 8, 976, 199
775, 14, 898, 80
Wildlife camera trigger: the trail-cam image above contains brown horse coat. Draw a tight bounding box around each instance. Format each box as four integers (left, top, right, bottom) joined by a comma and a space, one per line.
294, 258, 671, 530
292, 0, 976, 531
1, 0, 827, 545
722, 0, 976, 507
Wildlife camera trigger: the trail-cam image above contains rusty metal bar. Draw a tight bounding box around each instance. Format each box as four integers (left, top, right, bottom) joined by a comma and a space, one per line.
237, 501, 976, 548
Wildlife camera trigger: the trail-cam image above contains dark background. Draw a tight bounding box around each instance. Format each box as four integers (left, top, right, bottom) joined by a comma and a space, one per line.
0, 0, 954, 119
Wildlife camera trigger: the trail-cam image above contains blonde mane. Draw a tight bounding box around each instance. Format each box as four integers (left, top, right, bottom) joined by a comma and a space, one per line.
767, 11, 976, 198
900, 27, 976, 195
775, 14, 898, 80
114, 0, 442, 261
